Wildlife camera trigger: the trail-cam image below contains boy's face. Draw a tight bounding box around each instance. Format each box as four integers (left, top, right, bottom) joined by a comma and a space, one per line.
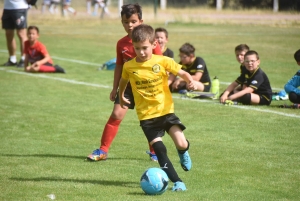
235, 50, 247, 64
121, 13, 143, 38
27, 29, 39, 43
244, 54, 260, 73
155, 31, 168, 48
133, 39, 157, 62
179, 53, 193, 65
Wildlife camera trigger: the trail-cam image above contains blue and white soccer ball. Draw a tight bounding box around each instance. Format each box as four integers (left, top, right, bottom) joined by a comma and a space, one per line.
140, 167, 169, 195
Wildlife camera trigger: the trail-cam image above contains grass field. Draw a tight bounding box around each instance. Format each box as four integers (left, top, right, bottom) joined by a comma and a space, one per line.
0, 6, 300, 201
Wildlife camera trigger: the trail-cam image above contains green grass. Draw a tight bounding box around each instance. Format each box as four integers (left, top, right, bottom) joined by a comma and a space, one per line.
0, 9, 300, 201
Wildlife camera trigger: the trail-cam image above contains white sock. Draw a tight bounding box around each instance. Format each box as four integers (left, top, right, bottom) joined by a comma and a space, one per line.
68, 7, 75, 13
21, 55, 25, 61
87, 1, 91, 13
94, 4, 99, 14
10, 55, 17, 63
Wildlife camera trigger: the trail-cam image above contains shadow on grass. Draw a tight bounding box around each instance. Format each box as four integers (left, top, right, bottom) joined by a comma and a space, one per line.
0, 153, 147, 162
10, 177, 138, 188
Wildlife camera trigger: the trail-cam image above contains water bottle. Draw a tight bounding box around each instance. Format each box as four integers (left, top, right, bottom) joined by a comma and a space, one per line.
211, 76, 220, 99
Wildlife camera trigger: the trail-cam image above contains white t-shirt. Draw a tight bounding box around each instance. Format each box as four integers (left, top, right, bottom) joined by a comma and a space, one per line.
4, 0, 28, 9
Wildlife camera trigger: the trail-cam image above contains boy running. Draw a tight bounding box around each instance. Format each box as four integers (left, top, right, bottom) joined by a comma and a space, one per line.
87, 4, 162, 162
119, 24, 193, 191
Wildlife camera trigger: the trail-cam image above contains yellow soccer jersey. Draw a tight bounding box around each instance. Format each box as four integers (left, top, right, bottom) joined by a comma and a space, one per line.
122, 55, 182, 120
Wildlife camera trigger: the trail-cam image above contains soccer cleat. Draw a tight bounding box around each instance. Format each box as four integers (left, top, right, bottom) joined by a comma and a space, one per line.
224, 100, 239, 106
146, 151, 158, 162
172, 181, 187, 192
16, 59, 24, 68
54, 65, 66, 73
3, 59, 17, 66
178, 150, 192, 171
86, 149, 107, 161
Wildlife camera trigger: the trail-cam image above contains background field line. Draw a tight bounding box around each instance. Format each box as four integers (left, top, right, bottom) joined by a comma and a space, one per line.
0, 49, 283, 90
1, 67, 298, 119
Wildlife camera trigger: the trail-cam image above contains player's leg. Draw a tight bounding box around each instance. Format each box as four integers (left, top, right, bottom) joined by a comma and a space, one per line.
194, 81, 205, 91
288, 92, 300, 104
142, 117, 186, 192
4, 29, 17, 66
168, 124, 192, 172
16, 28, 27, 67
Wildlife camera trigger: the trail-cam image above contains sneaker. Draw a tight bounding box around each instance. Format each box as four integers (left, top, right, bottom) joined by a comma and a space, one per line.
178, 150, 192, 171
54, 65, 66, 73
86, 149, 107, 161
172, 181, 187, 192
16, 60, 24, 68
146, 150, 158, 162
224, 100, 239, 106
3, 59, 17, 66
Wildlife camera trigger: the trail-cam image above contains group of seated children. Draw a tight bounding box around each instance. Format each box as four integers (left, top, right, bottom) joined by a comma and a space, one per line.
19, 23, 300, 107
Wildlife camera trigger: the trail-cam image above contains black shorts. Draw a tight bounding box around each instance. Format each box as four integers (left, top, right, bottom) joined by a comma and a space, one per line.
140, 113, 186, 143
1, 9, 28, 30
259, 95, 272, 105
114, 85, 135, 109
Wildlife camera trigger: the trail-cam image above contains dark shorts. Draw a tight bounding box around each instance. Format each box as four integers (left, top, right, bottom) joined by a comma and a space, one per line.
259, 95, 272, 105
1, 9, 28, 30
140, 113, 186, 143
114, 85, 135, 109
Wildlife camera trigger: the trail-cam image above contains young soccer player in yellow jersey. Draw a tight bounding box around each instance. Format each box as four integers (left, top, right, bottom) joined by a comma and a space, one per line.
119, 24, 195, 192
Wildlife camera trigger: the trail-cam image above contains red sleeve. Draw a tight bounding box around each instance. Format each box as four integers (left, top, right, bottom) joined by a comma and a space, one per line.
38, 42, 49, 57
24, 41, 29, 55
116, 41, 123, 65
153, 42, 162, 55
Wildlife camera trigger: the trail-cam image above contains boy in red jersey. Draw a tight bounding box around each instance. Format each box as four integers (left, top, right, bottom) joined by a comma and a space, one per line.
24, 26, 65, 73
119, 24, 194, 191
87, 3, 162, 162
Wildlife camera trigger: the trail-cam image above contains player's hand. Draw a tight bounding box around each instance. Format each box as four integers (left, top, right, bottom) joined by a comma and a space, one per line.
120, 97, 130, 109
219, 95, 227, 103
109, 89, 118, 101
187, 81, 197, 91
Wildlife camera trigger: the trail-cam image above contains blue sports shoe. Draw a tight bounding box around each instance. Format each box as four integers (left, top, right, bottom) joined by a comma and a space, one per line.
178, 150, 192, 171
172, 181, 187, 191
146, 151, 158, 162
86, 149, 107, 161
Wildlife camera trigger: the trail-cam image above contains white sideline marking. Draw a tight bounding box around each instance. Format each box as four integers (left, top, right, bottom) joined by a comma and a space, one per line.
1, 68, 299, 119
0, 49, 101, 67
0, 49, 282, 90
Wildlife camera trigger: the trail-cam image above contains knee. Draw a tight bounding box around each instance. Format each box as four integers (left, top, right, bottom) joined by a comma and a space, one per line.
289, 92, 298, 103
239, 93, 251, 105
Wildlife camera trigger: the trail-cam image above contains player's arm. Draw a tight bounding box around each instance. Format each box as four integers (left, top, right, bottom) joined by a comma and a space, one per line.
192, 71, 203, 81
220, 81, 239, 103
33, 53, 51, 67
118, 77, 130, 109
177, 69, 196, 90
24, 54, 29, 71
228, 86, 254, 101
284, 71, 300, 95
110, 64, 123, 101
168, 73, 176, 86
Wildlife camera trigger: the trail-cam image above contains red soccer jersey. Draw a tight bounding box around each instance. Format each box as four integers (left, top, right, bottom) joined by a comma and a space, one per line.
116, 35, 162, 65
24, 40, 53, 65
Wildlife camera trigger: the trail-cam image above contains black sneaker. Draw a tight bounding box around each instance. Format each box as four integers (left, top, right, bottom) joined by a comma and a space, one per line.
16, 60, 25, 68
54, 65, 66, 73
3, 60, 17, 66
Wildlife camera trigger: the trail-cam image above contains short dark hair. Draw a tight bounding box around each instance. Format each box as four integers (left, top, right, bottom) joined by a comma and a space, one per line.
179, 43, 195, 56
235, 44, 250, 52
155, 27, 168, 38
27, 25, 39, 34
244, 50, 259, 60
121, 3, 142, 20
132, 24, 155, 44
294, 49, 300, 62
